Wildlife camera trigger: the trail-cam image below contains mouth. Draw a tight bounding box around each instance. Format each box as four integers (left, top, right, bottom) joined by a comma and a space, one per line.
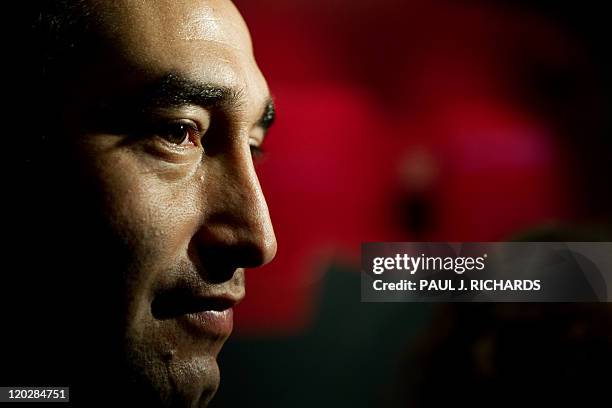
151, 288, 239, 337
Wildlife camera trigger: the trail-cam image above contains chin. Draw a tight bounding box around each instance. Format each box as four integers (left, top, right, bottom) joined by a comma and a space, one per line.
122, 345, 222, 408
167, 354, 221, 408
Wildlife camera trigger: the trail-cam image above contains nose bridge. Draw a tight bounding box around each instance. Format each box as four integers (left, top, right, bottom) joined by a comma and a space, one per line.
200, 146, 277, 268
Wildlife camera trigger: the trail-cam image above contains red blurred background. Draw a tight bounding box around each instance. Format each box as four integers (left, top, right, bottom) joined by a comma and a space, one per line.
231, 0, 611, 335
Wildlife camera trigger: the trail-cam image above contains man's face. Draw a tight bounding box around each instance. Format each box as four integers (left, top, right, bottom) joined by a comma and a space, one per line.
57, 0, 276, 406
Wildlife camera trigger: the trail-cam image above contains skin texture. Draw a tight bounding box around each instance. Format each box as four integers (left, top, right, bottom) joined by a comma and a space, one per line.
41, 1, 277, 406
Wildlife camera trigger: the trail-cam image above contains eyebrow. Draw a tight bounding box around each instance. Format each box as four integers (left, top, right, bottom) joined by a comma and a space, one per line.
139, 74, 242, 110
129, 73, 276, 134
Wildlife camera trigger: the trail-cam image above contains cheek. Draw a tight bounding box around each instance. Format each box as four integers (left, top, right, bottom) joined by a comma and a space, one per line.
89, 147, 201, 258
115, 184, 198, 259
83, 146, 203, 306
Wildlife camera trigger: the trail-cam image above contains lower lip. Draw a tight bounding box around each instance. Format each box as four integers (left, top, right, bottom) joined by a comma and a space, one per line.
178, 308, 234, 337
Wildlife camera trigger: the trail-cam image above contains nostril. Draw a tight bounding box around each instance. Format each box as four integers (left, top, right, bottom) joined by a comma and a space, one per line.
196, 256, 238, 284
187, 241, 260, 283
204, 265, 239, 284
210, 242, 268, 268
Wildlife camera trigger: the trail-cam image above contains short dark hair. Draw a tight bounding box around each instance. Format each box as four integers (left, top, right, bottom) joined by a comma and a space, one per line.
28, 0, 103, 120
19, 1, 98, 168
33, 1, 91, 79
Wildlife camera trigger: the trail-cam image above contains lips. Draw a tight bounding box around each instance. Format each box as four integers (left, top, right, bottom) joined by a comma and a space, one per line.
180, 309, 233, 337
151, 287, 238, 337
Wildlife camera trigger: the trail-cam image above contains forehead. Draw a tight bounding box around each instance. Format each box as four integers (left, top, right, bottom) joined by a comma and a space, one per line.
86, 0, 268, 102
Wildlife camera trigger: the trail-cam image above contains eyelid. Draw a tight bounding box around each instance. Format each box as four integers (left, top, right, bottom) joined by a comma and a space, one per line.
165, 118, 201, 131
157, 118, 202, 137
145, 105, 210, 130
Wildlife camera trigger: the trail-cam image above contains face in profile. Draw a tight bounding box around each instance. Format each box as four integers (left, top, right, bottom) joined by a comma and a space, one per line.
27, 0, 277, 406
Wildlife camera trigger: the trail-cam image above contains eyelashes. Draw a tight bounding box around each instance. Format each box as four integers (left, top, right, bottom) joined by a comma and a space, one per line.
133, 117, 266, 160
153, 120, 201, 147
250, 144, 266, 161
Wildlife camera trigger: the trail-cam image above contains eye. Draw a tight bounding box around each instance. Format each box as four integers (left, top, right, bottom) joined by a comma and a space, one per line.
156, 121, 201, 147
250, 144, 265, 161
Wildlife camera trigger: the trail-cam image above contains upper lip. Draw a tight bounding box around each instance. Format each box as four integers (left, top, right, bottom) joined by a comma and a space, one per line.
151, 287, 242, 320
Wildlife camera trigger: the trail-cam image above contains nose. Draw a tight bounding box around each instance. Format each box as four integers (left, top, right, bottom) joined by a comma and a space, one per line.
192, 145, 277, 280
